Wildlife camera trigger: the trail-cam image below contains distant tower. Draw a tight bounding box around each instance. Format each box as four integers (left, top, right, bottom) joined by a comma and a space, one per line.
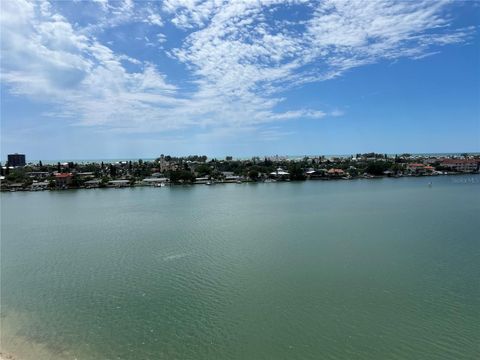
7, 153, 26, 167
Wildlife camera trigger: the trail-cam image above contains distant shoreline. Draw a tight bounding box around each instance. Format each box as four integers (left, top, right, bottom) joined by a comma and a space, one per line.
2, 172, 479, 194
2, 153, 479, 192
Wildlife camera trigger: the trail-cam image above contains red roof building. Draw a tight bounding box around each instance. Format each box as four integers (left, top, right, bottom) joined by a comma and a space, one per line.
440, 159, 479, 172
55, 173, 73, 187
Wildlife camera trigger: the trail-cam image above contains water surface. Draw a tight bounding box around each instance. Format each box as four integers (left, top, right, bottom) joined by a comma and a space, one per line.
1, 175, 479, 359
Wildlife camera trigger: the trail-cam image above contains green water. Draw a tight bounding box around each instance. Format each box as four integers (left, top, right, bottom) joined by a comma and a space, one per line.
1, 176, 479, 359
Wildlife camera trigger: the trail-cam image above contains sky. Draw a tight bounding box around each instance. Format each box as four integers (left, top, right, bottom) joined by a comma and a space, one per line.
1, 0, 479, 161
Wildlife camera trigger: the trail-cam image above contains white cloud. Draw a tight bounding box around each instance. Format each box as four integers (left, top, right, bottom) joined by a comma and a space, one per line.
0, 0, 474, 136
330, 109, 345, 117
1, 0, 180, 131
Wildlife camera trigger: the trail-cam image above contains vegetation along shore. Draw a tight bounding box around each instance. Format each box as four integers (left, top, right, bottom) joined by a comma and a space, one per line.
1, 153, 479, 192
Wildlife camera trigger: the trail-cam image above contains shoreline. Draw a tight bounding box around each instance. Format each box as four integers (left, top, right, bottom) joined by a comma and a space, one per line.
1, 172, 479, 193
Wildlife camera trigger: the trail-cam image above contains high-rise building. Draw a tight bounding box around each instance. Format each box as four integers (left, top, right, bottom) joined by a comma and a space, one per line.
7, 153, 26, 167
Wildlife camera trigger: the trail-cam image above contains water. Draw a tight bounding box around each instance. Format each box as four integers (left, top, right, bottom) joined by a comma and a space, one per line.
1, 175, 479, 359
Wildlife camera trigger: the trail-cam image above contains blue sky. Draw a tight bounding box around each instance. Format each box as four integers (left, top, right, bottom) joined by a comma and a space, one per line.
1, 0, 479, 160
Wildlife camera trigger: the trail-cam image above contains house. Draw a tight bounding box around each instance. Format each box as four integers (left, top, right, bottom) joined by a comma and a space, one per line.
221, 172, 241, 182
30, 181, 49, 191
77, 172, 95, 179
26, 171, 50, 179
407, 163, 426, 175
108, 179, 130, 187
269, 168, 289, 179
142, 177, 170, 186
55, 173, 73, 188
84, 179, 101, 188
440, 159, 479, 172
327, 168, 345, 177
424, 165, 435, 173
8, 183, 25, 191
305, 168, 327, 179
195, 176, 210, 184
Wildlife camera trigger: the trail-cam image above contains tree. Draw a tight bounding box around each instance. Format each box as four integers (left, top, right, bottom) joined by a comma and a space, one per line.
109, 164, 117, 177
168, 170, 195, 183
348, 167, 358, 177
57, 162, 61, 173
195, 164, 212, 177
248, 170, 259, 181
288, 163, 306, 181
365, 161, 391, 176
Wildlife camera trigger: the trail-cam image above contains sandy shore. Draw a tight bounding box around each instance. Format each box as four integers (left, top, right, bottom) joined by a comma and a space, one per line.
0, 353, 16, 360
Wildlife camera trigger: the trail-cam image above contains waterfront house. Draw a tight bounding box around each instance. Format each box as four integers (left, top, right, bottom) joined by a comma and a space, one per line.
195, 176, 210, 184
424, 165, 435, 173
8, 183, 24, 191
55, 173, 73, 188
221, 172, 241, 182
305, 169, 327, 179
84, 179, 101, 188
407, 163, 426, 175
108, 179, 130, 187
270, 168, 289, 179
30, 181, 49, 191
142, 177, 170, 186
327, 168, 345, 177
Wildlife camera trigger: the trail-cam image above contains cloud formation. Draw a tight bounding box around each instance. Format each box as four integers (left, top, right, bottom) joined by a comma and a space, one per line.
0, 0, 474, 134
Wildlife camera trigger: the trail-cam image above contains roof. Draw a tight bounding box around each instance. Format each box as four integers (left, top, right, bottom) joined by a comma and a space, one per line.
32, 181, 49, 186
327, 168, 344, 174
55, 173, 73, 178
143, 177, 169, 182
408, 163, 425, 167
270, 171, 289, 175
306, 169, 326, 174
441, 159, 479, 164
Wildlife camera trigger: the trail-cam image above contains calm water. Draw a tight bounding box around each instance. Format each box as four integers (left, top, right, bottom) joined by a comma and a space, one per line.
1, 176, 479, 359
